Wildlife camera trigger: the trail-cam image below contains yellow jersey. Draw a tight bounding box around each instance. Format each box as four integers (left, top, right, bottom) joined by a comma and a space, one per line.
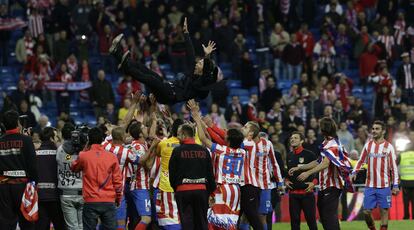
158, 137, 180, 192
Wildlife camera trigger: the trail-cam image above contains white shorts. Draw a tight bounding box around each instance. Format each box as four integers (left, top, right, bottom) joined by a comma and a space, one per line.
208, 184, 240, 230
155, 190, 180, 227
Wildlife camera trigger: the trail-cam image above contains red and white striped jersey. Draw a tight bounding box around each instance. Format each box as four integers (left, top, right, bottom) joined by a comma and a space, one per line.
211, 143, 246, 185
319, 139, 346, 191
378, 35, 395, 58
102, 140, 138, 180
352, 139, 399, 188
130, 140, 150, 190
151, 156, 161, 188
242, 138, 283, 189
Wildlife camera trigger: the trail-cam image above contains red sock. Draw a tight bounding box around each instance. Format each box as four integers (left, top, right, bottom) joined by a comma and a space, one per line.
135, 222, 148, 230
380, 225, 388, 230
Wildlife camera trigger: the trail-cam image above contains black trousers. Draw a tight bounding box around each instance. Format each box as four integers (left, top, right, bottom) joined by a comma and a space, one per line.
122, 59, 177, 104
174, 189, 209, 230
403, 187, 414, 219
36, 200, 65, 230
317, 187, 341, 230
240, 185, 263, 230
83, 202, 117, 230
0, 183, 35, 230
289, 193, 318, 230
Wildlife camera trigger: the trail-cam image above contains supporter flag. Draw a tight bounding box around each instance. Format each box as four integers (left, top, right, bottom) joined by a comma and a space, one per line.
0, 17, 26, 31
320, 138, 355, 193
20, 181, 39, 222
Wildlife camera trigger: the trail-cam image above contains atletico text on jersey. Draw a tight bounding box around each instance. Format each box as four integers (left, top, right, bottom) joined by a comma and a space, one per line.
353, 140, 399, 188
210, 143, 246, 185
101, 140, 139, 182
242, 138, 283, 189
319, 138, 353, 191
129, 140, 150, 190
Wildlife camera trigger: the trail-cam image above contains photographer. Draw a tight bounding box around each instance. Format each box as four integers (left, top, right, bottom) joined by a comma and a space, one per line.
0, 110, 38, 229
56, 123, 84, 230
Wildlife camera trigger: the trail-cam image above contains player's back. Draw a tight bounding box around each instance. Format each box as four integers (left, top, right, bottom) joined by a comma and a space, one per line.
158, 137, 180, 192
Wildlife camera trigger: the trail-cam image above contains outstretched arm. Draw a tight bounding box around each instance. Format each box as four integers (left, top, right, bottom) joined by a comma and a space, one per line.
183, 17, 196, 68
188, 100, 213, 148
121, 91, 142, 131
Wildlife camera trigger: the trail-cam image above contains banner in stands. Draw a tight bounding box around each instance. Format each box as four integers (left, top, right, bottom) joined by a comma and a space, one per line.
45, 82, 92, 91
0, 18, 26, 30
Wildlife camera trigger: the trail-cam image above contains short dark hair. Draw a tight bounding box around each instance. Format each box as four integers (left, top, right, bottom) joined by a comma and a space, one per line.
61, 123, 75, 140
3, 110, 19, 130
319, 117, 337, 138
179, 124, 194, 137
129, 122, 143, 140
373, 120, 386, 131
40, 127, 56, 142
246, 121, 260, 138
290, 131, 305, 141
170, 119, 184, 137
226, 129, 244, 149
88, 127, 104, 145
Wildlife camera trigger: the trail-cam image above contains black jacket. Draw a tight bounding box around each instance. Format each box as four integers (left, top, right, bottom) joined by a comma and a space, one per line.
89, 79, 115, 107
36, 141, 59, 201
396, 63, 414, 89
169, 139, 216, 193
286, 147, 318, 190
0, 129, 38, 182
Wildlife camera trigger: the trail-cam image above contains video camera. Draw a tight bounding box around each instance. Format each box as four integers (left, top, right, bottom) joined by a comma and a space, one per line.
71, 125, 90, 153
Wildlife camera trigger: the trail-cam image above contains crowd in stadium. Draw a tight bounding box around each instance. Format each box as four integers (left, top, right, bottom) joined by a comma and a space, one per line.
1, 0, 414, 230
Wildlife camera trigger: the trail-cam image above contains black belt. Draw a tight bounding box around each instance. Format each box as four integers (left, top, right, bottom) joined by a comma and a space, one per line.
59, 189, 82, 195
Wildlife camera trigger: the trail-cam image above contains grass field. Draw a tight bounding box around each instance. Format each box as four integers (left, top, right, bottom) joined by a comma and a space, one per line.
272, 220, 414, 229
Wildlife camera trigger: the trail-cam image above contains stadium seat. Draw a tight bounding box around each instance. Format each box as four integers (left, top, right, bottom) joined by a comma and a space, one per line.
229, 88, 250, 97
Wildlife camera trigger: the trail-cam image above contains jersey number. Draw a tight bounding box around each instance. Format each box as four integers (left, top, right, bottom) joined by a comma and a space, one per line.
222, 156, 243, 176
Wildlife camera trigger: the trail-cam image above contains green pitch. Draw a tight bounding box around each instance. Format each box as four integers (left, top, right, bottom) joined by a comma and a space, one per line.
272, 220, 413, 230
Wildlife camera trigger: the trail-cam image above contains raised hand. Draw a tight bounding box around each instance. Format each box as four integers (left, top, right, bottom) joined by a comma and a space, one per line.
131, 91, 141, 104
183, 17, 189, 34
149, 93, 157, 105
202, 40, 216, 56
139, 94, 148, 105
187, 99, 199, 113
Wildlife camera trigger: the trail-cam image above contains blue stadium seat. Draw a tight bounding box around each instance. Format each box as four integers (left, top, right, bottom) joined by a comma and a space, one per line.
219, 62, 232, 71
227, 80, 241, 88
229, 88, 250, 97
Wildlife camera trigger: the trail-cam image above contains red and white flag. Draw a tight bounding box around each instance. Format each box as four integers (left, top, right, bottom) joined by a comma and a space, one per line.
20, 181, 39, 222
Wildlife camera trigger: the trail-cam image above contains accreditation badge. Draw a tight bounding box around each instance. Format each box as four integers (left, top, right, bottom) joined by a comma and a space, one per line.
299, 157, 304, 164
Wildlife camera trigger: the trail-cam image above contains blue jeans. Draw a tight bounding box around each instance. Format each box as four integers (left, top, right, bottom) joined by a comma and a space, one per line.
60, 195, 84, 230
287, 64, 302, 80
273, 58, 283, 79
83, 202, 116, 230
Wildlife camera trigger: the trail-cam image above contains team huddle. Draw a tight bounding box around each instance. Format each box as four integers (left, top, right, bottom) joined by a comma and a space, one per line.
69, 95, 398, 230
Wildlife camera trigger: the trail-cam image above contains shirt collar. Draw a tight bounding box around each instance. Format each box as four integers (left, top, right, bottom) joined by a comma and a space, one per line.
5, 128, 19, 134
293, 146, 304, 155
181, 138, 196, 144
